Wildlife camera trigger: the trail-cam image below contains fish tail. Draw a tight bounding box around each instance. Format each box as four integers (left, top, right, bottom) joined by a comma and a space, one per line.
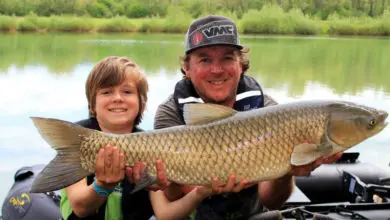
30, 117, 92, 193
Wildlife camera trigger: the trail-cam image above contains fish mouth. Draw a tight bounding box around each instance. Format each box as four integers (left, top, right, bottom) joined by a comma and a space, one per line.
383, 111, 389, 120
378, 111, 388, 130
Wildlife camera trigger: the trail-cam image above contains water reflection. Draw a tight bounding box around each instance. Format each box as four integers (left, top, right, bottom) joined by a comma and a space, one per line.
0, 33, 389, 209
1, 33, 390, 96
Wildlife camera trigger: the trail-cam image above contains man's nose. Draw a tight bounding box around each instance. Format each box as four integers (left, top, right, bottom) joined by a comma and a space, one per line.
210, 61, 223, 74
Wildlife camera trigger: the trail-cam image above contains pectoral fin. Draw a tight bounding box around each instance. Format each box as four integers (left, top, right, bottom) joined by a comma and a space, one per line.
291, 143, 330, 166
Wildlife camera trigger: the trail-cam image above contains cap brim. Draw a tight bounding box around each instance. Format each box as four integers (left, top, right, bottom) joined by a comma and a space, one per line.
186, 43, 243, 54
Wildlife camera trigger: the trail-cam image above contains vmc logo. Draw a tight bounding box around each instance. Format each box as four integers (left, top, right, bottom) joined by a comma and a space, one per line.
202, 25, 235, 38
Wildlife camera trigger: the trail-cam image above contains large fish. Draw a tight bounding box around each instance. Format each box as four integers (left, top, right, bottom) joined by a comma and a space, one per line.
30, 100, 388, 193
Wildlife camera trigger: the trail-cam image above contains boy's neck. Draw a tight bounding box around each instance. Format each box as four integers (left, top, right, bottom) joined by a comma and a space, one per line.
100, 125, 134, 134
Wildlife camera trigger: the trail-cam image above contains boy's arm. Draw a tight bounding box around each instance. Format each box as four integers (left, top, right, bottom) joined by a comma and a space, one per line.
66, 146, 125, 217
149, 189, 206, 220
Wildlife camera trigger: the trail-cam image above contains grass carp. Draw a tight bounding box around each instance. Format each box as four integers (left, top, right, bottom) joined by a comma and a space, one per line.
30, 100, 388, 193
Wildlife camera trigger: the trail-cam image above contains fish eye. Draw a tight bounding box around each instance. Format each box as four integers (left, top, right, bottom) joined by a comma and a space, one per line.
368, 119, 376, 129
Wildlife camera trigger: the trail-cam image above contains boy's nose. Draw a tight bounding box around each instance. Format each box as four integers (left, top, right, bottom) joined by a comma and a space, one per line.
113, 92, 123, 101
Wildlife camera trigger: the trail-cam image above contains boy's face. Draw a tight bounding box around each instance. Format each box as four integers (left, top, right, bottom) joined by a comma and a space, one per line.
184, 45, 243, 107
94, 72, 140, 133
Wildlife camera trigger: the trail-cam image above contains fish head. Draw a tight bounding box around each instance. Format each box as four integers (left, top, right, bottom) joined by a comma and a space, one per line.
327, 101, 388, 149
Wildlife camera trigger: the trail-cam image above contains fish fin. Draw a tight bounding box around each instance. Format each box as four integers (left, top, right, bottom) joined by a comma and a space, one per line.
131, 167, 157, 193
30, 117, 90, 149
291, 143, 327, 166
30, 117, 93, 193
31, 154, 91, 193
183, 103, 237, 125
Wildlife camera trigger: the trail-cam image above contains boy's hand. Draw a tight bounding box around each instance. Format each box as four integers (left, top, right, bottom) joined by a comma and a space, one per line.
95, 145, 125, 189
125, 160, 170, 191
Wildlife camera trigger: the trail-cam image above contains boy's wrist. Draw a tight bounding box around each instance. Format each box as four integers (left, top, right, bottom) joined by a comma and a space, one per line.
93, 180, 114, 197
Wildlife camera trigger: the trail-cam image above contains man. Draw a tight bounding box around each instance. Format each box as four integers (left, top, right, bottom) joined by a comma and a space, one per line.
151, 15, 341, 220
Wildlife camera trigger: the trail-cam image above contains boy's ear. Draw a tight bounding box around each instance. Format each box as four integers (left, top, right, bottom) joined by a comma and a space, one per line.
139, 97, 146, 114
89, 104, 96, 117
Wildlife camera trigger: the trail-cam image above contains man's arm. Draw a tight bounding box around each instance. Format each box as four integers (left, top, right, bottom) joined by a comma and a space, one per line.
257, 153, 343, 210
154, 95, 185, 129
257, 175, 294, 210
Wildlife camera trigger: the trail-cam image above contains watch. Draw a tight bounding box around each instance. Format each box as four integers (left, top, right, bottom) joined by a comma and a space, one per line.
93, 181, 114, 197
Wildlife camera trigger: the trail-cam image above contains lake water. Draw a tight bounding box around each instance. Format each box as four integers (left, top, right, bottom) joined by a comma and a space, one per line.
1, 33, 390, 211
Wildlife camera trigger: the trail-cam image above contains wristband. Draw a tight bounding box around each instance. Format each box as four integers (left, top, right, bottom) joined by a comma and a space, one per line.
93, 181, 114, 197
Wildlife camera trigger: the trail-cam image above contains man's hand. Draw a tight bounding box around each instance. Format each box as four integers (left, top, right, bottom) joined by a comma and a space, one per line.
290, 152, 343, 176
181, 174, 252, 200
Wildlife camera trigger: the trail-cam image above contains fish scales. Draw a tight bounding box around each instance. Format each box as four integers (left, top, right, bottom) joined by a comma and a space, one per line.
80, 102, 329, 185
30, 100, 388, 193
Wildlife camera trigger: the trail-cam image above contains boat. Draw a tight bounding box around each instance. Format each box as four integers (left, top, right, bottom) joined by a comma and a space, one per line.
1, 164, 61, 220
1, 152, 390, 220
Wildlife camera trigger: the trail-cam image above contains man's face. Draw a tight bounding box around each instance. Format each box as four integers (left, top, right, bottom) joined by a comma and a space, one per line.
184, 45, 243, 107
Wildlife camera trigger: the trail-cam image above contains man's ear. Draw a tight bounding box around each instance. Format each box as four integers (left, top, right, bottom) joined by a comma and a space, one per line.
183, 65, 190, 78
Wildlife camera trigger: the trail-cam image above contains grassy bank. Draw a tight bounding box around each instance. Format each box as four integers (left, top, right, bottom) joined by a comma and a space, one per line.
1, 6, 390, 36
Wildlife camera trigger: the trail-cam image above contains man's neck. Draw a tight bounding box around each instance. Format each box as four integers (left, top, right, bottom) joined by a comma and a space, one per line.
205, 98, 235, 108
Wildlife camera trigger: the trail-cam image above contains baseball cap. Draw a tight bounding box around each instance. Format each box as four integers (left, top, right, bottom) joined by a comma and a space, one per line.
184, 15, 243, 54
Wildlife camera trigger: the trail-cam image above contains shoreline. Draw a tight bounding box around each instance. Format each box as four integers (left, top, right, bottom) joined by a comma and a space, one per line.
0, 15, 389, 37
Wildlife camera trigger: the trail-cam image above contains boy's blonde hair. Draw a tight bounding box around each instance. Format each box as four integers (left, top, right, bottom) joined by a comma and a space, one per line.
86, 56, 148, 126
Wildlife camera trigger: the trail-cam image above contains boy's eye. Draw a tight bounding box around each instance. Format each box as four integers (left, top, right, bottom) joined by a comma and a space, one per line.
100, 90, 111, 95
124, 90, 133, 94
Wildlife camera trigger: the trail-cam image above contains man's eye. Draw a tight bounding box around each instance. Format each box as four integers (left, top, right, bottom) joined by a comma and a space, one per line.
124, 90, 133, 94
225, 56, 234, 60
200, 58, 210, 63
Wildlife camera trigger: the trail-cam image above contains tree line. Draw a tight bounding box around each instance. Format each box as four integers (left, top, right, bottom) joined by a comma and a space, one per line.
1, 0, 390, 20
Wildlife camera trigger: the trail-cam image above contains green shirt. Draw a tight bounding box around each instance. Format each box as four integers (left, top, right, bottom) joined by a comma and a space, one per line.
60, 187, 123, 220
